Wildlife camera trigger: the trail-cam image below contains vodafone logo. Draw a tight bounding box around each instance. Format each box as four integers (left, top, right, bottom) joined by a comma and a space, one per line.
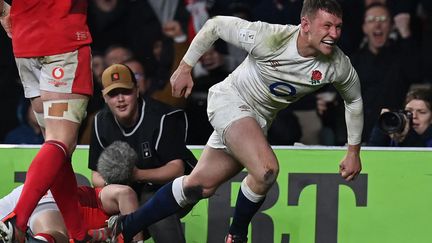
52, 67, 65, 80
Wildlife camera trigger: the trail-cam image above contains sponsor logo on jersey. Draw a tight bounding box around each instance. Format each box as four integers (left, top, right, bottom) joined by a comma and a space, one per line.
269, 82, 297, 97
52, 66, 65, 79
310, 70, 322, 85
49, 67, 67, 87
239, 29, 256, 44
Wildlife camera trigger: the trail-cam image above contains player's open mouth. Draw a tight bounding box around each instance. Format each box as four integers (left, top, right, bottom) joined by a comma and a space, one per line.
321, 40, 335, 46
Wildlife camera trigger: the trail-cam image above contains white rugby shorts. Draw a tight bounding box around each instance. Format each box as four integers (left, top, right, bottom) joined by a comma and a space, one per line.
15, 45, 93, 98
206, 81, 268, 149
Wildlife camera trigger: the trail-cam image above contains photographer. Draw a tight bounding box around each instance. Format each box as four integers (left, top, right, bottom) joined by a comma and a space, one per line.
368, 88, 432, 147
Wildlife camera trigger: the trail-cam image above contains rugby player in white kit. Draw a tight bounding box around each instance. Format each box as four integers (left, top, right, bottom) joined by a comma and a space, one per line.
106, 1, 363, 242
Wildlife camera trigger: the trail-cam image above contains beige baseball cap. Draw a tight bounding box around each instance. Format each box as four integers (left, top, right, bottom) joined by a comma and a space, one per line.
101, 64, 136, 95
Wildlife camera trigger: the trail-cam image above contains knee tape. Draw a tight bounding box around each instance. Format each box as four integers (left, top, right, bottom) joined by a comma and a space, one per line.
172, 176, 202, 207
172, 176, 188, 207
33, 111, 45, 129
43, 99, 88, 123
241, 177, 265, 203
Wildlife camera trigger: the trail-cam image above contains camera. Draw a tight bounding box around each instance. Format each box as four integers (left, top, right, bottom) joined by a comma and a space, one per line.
378, 110, 413, 134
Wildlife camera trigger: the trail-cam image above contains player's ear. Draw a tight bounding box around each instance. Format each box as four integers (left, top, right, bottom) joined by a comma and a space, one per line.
301, 16, 310, 32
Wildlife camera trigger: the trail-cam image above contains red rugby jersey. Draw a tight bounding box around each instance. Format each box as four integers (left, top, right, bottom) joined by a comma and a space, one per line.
10, 0, 92, 57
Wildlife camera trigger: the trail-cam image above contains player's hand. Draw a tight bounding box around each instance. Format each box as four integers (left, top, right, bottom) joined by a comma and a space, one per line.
170, 60, 194, 98
339, 144, 362, 181
0, 4, 12, 38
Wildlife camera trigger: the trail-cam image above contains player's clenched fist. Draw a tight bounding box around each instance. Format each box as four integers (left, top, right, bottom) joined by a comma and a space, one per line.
170, 60, 194, 98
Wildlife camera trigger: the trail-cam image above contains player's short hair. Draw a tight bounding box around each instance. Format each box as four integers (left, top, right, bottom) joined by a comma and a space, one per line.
301, 0, 343, 19
97, 141, 137, 185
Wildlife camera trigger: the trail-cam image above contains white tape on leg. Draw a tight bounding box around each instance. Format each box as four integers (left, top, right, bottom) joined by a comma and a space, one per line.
43, 99, 88, 123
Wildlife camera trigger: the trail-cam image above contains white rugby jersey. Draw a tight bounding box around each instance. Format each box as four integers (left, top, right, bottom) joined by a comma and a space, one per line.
183, 16, 363, 145
0, 185, 56, 221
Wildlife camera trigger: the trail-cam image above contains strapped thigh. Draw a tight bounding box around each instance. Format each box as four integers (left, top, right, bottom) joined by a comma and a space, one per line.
43, 99, 88, 123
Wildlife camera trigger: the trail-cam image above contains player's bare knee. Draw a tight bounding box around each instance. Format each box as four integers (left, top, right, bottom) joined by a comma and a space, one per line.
258, 167, 279, 187
200, 186, 218, 198
116, 185, 136, 199
183, 185, 205, 202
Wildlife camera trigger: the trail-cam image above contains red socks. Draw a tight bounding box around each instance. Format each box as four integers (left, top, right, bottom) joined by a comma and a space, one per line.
14, 141, 69, 232
14, 140, 87, 240
50, 159, 87, 240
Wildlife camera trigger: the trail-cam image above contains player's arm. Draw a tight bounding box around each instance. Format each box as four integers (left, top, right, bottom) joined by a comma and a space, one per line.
171, 16, 275, 98
91, 170, 106, 187
0, 1, 5, 16
0, 0, 11, 38
333, 57, 364, 181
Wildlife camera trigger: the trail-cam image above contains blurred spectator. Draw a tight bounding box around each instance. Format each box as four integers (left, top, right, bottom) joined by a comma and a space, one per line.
419, 1, 432, 83
124, 59, 151, 97
368, 88, 432, 147
252, 0, 303, 25
184, 0, 209, 42
316, 88, 347, 145
317, 2, 423, 145
78, 54, 106, 145
4, 98, 44, 144
124, 0, 188, 78
87, 0, 129, 53
267, 107, 302, 146
353, 2, 422, 142
104, 44, 134, 66
224, 1, 251, 72
151, 20, 190, 108
0, 24, 20, 143
337, 0, 364, 55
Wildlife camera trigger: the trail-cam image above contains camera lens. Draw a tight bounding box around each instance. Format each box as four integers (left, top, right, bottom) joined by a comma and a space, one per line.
378, 111, 406, 134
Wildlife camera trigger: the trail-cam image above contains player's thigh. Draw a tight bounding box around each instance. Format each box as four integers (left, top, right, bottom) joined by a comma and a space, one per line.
39, 46, 92, 126
206, 85, 278, 178
186, 145, 243, 195
30, 204, 67, 238
225, 117, 279, 178
15, 57, 43, 99
99, 184, 137, 215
